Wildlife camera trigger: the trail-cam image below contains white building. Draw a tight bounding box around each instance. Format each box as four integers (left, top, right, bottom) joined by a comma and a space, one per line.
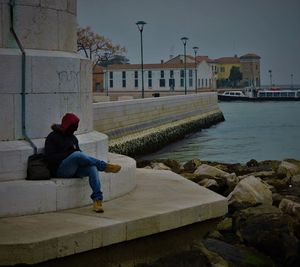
104, 59, 214, 92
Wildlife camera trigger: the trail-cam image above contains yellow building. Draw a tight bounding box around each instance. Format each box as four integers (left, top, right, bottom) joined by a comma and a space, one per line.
216, 56, 240, 80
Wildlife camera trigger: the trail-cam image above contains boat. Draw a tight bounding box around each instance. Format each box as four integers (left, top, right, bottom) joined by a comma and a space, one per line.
217, 90, 249, 101
218, 87, 300, 101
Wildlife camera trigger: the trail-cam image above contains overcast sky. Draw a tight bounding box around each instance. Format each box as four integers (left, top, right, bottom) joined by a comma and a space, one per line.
77, 0, 300, 85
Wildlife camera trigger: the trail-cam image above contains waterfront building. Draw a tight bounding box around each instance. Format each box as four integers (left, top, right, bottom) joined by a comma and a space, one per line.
240, 53, 261, 87
104, 60, 214, 92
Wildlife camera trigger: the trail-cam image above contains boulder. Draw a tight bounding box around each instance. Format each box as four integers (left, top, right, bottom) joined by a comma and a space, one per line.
246, 159, 258, 167
232, 205, 299, 266
277, 161, 300, 179
201, 238, 276, 267
150, 162, 171, 171
279, 198, 300, 218
194, 164, 230, 178
161, 159, 182, 173
227, 176, 273, 212
291, 174, 300, 185
183, 158, 202, 173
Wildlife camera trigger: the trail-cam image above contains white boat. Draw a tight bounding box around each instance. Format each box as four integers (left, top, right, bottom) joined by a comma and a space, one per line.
218, 87, 300, 101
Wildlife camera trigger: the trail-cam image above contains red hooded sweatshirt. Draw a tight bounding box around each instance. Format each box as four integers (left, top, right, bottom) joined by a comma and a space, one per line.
60, 113, 80, 133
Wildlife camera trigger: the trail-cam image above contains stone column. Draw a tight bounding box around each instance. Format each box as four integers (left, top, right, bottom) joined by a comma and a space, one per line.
0, 0, 107, 180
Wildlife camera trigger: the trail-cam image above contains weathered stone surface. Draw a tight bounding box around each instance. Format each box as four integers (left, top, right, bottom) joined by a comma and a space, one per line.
150, 162, 171, 171
277, 160, 300, 178
183, 159, 202, 173
279, 198, 300, 218
202, 238, 276, 267
194, 164, 230, 178
227, 176, 273, 212
232, 205, 299, 266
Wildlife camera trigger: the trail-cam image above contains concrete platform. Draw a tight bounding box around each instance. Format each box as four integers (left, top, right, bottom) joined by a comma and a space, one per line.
0, 153, 136, 217
0, 168, 227, 266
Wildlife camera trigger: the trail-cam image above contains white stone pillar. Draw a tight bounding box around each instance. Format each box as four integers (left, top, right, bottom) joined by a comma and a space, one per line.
0, 0, 108, 180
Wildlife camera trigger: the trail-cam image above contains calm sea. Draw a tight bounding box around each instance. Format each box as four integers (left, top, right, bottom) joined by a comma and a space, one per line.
139, 101, 300, 164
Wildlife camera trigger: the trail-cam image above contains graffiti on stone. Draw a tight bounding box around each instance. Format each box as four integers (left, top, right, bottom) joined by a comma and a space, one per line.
57, 70, 80, 91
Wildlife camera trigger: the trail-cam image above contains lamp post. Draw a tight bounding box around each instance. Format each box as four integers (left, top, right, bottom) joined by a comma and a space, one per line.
136, 21, 146, 98
181, 37, 188, 95
103, 52, 109, 96
192, 46, 199, 93
291, 73, 294, 89
268, 69, 272, 87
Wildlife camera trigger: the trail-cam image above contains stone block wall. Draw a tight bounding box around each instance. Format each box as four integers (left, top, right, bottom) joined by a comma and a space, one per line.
0, 0, 77, 52
93, 93, 218, 137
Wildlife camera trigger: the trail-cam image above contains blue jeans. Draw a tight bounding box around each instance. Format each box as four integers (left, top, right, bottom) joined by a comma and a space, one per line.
56, 151, 107, 201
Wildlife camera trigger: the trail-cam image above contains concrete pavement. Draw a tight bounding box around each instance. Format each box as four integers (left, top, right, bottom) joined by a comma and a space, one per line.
0, 168, 227, 266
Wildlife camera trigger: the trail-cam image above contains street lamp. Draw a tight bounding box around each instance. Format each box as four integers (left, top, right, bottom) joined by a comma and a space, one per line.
291, 73, 294, 89
268, 69, 272, 87
181, 37, 188, 95
102, 52, 109, 96
192, 46, 199, 93
136, 21, 146, 98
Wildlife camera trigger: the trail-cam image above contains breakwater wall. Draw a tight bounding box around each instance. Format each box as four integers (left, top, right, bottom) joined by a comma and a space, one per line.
93, 93, 224, 157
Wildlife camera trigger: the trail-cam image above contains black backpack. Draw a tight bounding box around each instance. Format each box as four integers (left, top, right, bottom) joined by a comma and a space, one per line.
26, 153, 51, 180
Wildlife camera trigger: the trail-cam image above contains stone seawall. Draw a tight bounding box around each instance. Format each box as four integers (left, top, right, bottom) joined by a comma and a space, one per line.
109, 110, 224, 157
93, 93, 224, 157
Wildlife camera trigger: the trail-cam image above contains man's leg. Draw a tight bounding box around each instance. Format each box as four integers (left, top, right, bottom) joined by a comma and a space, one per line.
75, 166, 103, 201
57, 151, 107, 177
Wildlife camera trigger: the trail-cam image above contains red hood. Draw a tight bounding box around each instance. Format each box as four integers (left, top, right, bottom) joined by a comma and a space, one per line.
60, 113, 80, 133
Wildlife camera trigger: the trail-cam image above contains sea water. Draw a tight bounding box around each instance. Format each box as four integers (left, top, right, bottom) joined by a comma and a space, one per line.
139, 102, 300, 163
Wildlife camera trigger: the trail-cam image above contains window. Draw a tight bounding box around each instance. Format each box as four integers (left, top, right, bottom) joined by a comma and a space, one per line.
189, 78, 193, 87
169, 79, 175, 90
189, 70, 193, 78
109, 72, 113, 88
201, 79, 204, 87
148, 79, 152, 88
180, 79, 184, 87
170, 70, 174, 78
205, 79, 208, 87
180, 70, 184, 78
95, 82, 100, 91
159, 79, 165, 87
148, 71, 152, 78
134, 71, 138, 88
160, 70, 164, 78
122, 71, 126, 88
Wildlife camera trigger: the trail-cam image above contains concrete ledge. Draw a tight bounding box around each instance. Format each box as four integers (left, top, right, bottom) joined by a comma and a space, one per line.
0, 168, 228, 266
0, 153, 136, 217
0, 131, 108, 182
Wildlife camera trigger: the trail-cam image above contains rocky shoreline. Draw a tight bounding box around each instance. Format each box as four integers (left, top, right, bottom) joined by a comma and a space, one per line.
136, 158, 300, 267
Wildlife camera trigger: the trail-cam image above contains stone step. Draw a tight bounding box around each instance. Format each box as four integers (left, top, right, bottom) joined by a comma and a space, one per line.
0, 168, 228, 266
0, 153, 136, 217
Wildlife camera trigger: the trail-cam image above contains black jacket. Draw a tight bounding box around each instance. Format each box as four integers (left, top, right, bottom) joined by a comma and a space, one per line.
44, 124, 80, 176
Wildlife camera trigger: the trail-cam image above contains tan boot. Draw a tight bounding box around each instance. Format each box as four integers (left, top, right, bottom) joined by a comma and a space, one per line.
105, 163, 121, 173
93, 200, 104, 213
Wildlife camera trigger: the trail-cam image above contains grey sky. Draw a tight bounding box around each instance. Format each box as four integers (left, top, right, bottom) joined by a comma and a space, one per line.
77, 0, 300, 85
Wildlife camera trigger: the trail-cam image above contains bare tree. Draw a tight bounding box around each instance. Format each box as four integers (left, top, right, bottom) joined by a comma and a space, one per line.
77, 26, 127, 66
